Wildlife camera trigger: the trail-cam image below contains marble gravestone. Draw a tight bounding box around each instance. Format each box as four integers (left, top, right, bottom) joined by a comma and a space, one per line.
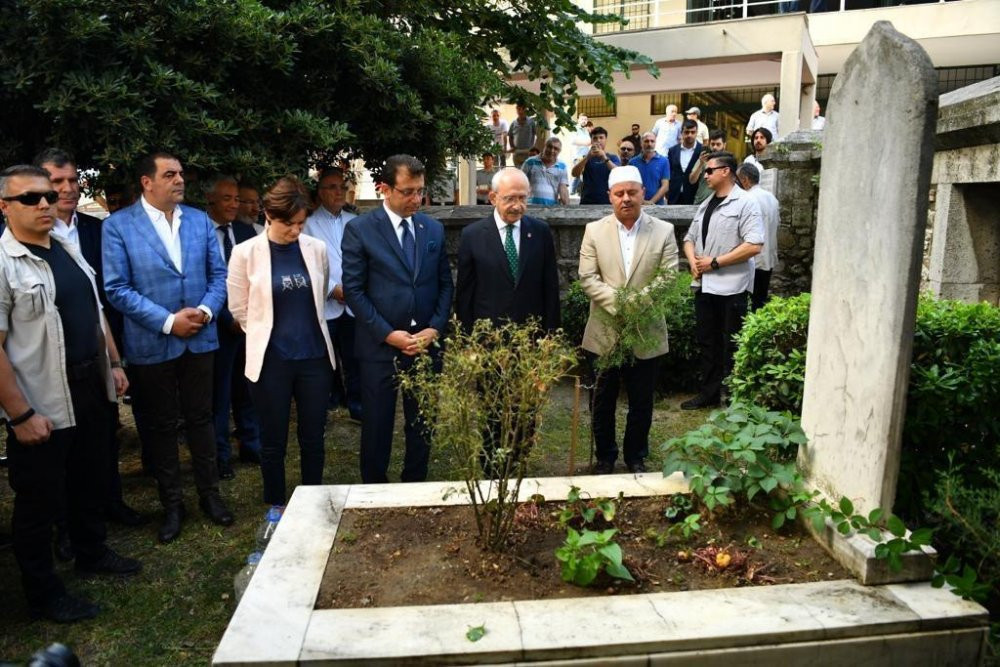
799, 22, 938, 517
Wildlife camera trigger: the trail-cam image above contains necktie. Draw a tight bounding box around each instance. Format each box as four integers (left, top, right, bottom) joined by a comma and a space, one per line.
400, 219, 416, 275
220, 224, 233, 263
504, 223, 518, 279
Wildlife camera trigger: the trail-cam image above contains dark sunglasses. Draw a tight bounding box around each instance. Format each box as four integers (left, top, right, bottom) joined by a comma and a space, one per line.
704, 166, 729, 175
2, 190, 59, 206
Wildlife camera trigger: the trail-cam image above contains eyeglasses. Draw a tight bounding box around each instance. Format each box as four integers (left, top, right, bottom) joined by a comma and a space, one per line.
320, 184, 349, 191
620, 147, 634, 153
704, 166, 730, 175
237, 198, 260, 205
2, 190, 59, 206
390, 186, 426, 199
499, 195, 528, 205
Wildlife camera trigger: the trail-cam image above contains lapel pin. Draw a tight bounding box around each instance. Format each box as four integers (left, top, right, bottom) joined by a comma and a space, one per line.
527, 233, 532, 238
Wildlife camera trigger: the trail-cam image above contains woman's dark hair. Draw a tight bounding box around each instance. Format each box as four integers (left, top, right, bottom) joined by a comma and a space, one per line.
263, 176, 311, 221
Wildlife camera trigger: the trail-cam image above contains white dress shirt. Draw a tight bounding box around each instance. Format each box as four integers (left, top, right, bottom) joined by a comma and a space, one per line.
49, 211, 80, 249
493, 209, 520, 254
617, 217, 641, 280
305, 205, 357, 320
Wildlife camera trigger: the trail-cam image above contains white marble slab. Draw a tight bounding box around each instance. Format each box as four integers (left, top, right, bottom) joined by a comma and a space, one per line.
342, 472, 688, 509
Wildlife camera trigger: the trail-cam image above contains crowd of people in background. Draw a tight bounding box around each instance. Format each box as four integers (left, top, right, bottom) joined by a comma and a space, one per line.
0, 88, 824, 623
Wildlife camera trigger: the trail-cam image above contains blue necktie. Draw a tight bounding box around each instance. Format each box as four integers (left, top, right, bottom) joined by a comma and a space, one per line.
400, 219, 416, 275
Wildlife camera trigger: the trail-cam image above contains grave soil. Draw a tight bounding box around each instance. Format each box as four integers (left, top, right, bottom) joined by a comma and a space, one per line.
316, 496, 850, 609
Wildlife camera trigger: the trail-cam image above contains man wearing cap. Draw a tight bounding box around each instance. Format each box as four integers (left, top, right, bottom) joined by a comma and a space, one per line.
579, 166, 679, 474
685, 107, 710, 144
681, 152, 764, 410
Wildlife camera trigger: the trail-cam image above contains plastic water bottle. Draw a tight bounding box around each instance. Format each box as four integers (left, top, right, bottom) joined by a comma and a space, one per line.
255, 506, 283, 551
233, 551, 262, 602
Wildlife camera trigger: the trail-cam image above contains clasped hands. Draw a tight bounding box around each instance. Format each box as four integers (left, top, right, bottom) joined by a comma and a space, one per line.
690, 255, 717, 280
385, 328, 438, 356
171, 307, 210, 338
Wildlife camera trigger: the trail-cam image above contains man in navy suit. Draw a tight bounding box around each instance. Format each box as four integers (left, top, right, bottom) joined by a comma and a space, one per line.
204, 175, 261, 481
342, 155, 454, 484
456, 168, 560, 332
667, 120, 703, 205
103, 152, 234, 543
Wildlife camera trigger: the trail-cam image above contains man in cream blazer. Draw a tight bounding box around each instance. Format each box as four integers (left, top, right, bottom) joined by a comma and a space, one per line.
579, 166, 679, 474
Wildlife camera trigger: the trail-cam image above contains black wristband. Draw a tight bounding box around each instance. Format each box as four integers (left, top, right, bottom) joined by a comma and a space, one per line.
9, 407, 35, 426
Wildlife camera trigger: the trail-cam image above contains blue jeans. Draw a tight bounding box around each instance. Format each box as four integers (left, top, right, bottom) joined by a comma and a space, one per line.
249, 351, 333, 505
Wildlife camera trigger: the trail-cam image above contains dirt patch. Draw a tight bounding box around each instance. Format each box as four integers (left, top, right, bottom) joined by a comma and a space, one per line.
316, 496, 849, 609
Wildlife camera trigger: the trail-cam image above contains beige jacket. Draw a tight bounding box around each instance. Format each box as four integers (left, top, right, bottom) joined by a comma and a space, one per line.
226, 232, 337, 382
578, 211, 679, 359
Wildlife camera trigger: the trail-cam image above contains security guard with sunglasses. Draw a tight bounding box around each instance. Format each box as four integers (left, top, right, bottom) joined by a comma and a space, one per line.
0, 165, 140, 624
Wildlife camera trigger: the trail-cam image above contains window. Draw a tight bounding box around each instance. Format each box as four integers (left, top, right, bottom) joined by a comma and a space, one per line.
593, 0, 651, 34
649, 93, 683, 116
578, 95, 617, 118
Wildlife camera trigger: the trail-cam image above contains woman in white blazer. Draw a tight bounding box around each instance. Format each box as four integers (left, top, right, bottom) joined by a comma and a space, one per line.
227, 176, 337, 506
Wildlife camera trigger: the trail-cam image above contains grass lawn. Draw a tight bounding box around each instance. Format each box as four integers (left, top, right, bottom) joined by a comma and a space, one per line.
0, 377, 710, 665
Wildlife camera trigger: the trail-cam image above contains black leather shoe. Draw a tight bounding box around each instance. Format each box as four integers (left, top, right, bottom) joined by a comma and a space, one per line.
199, 495, 235, 527
591, 460, 616, 475
626, 461, 647, 474
238, 447, 261, 465
106, 501, 147, 527
54, 525, 74, 562
30, 592, 100, 624
76, 548, 142, 576
158, 505, 185, 544
218, 460, 235, 481
347, 404, 363, 424
680, 393, 721, 411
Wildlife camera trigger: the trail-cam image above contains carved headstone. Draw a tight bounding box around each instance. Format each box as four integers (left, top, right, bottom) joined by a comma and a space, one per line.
799, 22, 938, 516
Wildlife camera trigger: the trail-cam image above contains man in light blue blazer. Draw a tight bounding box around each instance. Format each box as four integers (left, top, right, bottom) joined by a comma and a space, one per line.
342, 155, 454, 484
103, 152, 234, 543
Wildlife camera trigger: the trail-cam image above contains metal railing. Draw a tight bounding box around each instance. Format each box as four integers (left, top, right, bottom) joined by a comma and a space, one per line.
591, 0, 956, 33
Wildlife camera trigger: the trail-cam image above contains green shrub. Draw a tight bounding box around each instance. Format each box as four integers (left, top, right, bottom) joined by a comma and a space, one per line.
728, 293, 1000, 620
560, 274, 699, 392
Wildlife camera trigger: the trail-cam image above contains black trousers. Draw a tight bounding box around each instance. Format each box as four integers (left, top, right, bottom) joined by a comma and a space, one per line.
248, 352, 332, 505
590, 353, 661, 465
694, 289, 749, 400
326, 314, 361, 412
213, 327, 261, 464
751, 269, 772, 312
129, 351, 219, 509
359, 353, 435, 484
7, 368, 111, 606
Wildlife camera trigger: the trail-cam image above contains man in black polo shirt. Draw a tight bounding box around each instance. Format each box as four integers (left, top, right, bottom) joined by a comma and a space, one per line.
0, 165, 140, 623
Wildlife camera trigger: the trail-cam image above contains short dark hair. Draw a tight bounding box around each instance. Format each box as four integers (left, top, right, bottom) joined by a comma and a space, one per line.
316, 166, 345, 182
705, 151, 738, 177
32, 148, 75, 169
137, 152, 179, 180
619, 137, 639, 153
590, 126, 608, 139
737, 162, 761, 185
681, 119, 698, 132
0, 165, 51, 197
263, 176, 311, 221
383, 154, 425, 187
709, 129, 726, 143
237, 181, 259, 193
751, 127, 773, 144
631, 123, 640, 129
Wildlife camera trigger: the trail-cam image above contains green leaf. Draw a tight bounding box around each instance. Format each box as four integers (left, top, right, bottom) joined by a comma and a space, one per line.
605, 561, 635, 582
466, 624, 486, 642
908, 527, 933, 547
598, 543, 624, 566
772, 512, 786, 529
867, 508, 884, 524
886, 515, 907, 538
838, 497, 854, 516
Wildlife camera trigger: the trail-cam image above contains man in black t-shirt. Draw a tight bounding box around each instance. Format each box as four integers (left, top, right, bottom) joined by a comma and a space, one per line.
0, 165, 140, 624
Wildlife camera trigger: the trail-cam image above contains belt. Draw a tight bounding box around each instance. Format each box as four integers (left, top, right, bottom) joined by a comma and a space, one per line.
66, 357, 99, 382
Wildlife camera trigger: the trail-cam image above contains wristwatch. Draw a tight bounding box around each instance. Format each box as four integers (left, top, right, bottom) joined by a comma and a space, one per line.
711, 257, 720, 270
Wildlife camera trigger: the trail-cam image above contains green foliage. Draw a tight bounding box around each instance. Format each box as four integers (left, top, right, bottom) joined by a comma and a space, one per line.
560, 281, 591, 350
662, 402, 805, 513
555, 527, 634, 587
556, 485, 621, 528
0, 0, 654, 186
465, 624, 487, 642
595, 269, 683, 372
398, 318, 575, 551
729, 293, 811, 411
